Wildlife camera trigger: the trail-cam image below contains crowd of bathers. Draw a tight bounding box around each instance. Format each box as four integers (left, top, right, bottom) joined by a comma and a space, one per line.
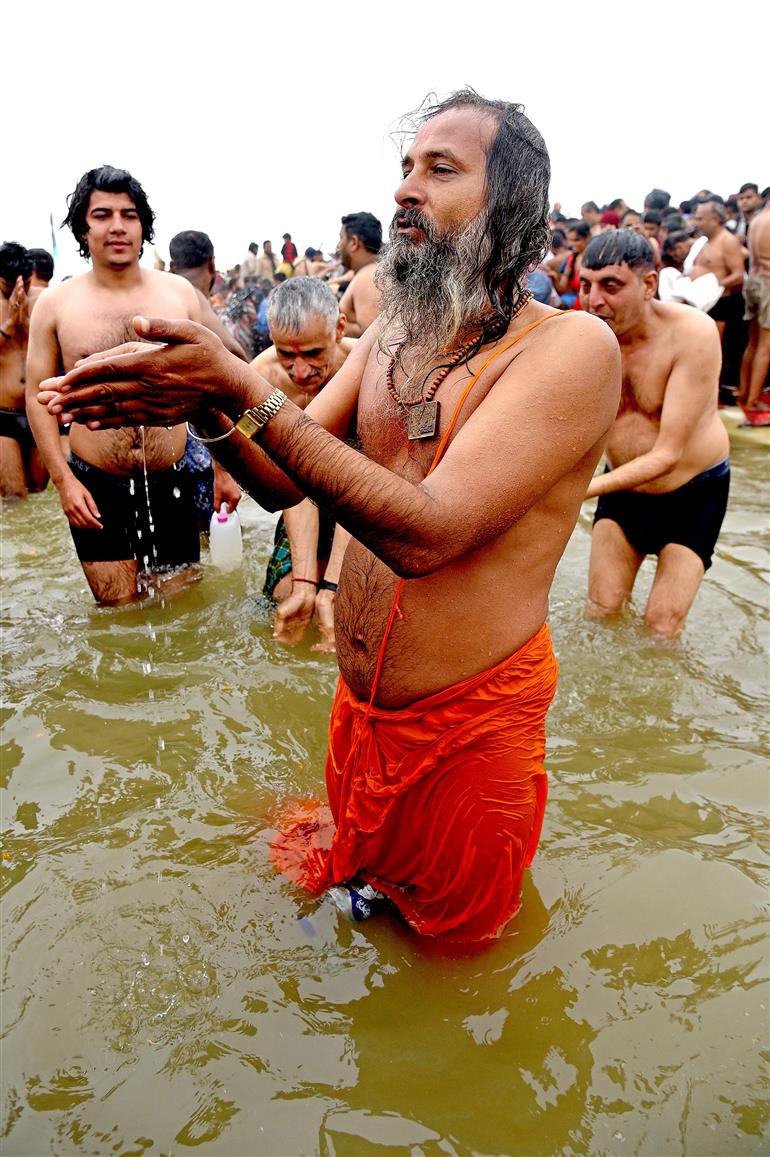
525, 183, 770, 418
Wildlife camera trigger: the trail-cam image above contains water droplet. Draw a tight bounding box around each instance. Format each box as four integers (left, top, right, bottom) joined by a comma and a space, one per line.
142, 662, 152, 675
141, 952, 150, 966
157, 737, 165, 751
182, 934, 190, 944
172, 487, 181, 499
136, 529, 142, 539
129, 479, 135, 495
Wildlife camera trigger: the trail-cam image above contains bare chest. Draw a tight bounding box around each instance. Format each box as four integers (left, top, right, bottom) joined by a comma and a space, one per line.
356, 353, 496, 480
617, 350, 670, 421
695, 239, 728, 277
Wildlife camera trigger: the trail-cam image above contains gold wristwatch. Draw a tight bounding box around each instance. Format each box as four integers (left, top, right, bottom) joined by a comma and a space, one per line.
234, 389, 288, 440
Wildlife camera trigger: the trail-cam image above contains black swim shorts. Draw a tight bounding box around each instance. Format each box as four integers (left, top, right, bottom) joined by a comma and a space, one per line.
0, 408, 36, 453
708, 293, 744, 325
67, 453, 201, 569
593, 457, 730, 571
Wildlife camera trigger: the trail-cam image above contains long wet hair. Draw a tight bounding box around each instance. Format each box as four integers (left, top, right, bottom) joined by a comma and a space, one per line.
63, 166, 155, 260
416, 90, 550, 328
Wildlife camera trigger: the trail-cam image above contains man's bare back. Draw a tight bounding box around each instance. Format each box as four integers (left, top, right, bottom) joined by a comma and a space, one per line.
340, 264, 381, 337
604, 300, 729, 493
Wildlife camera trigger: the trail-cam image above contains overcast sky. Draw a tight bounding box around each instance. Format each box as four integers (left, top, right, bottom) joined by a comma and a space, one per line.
3, 1, 765, 278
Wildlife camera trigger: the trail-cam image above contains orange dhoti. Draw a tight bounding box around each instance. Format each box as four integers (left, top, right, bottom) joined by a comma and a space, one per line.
271, 622, 559, 944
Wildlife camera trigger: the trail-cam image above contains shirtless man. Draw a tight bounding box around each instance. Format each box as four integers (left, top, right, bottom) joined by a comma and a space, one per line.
580, 229, 729, 637
41, 92, 620, 944
26, 166, 208, 606
0, 243, 47, 498
739, 193, 770, 416
251, 277, 356, 651
338, 212, 382, 336
691, 201, 746, 340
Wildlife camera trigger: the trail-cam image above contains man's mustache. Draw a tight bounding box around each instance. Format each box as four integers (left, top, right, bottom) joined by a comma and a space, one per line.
391, 208, 434, 235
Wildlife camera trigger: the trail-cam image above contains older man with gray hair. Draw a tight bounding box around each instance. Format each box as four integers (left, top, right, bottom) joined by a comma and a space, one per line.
251, 277, 357, 649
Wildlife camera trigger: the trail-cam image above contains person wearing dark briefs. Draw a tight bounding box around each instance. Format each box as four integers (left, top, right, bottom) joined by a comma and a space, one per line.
0, 243, 48, 498
338, 212, 383, 336
251, 277, 357, 650
579, 229, 729, 638
168, 229, 246, 528
28, 248, 55, 289
25, 166, 206, 605
691, 200, 746, 340
281, 234, 298, 265
40, 91, 620, 944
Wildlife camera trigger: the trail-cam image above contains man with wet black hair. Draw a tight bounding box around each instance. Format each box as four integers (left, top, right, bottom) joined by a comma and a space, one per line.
0, 242, 48, 497
644, 188, 671, 212
28, 248, 54, 288
25, 166, 208, 605
338, 211, 383, 336
40, 91, 620, 943
579, 228, 729, 637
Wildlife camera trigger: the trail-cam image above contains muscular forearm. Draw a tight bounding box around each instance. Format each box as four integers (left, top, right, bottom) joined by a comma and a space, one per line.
587, 448, 679, 497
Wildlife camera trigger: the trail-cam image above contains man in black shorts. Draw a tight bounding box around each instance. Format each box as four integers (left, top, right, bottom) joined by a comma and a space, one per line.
579, 229, 730, 637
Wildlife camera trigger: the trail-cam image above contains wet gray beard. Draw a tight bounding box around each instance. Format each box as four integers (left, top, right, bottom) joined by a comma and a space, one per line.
376, 215, 493, 391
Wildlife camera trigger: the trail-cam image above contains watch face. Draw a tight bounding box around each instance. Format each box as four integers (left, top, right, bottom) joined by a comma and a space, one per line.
236, 411, 262, 439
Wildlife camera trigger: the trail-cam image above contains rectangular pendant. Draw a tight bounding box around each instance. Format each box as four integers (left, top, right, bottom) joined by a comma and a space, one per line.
406, 400, 439, 440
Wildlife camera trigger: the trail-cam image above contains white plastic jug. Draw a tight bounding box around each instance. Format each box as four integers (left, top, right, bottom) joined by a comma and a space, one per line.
209, 502, 243, 571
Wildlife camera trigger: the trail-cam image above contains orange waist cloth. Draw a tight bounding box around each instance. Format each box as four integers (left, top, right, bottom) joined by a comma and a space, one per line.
270, 622, 559, 943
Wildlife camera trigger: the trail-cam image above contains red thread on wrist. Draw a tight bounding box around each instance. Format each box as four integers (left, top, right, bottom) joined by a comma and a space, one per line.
292, 577, 318, 586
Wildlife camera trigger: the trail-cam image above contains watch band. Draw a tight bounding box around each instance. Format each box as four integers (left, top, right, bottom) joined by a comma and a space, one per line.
235, 389, 288, 441
318, 579, 338, 593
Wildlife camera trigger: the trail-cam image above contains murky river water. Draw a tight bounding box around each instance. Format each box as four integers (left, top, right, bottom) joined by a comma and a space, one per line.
2, 443, 768, 1157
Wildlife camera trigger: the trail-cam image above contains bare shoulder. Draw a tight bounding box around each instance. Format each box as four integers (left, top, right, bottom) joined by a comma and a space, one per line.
521, 309, 619, 375
146, 268, 198, 310
251, 345, 278, 371
340, 337, 358, 355
250, 346, 286, 388
654, 299, 718, 342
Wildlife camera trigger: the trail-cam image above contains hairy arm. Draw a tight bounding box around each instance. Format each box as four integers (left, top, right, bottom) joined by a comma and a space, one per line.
587, 315, 721, 497
254, 313, 619, 577
40, 313, 619, 576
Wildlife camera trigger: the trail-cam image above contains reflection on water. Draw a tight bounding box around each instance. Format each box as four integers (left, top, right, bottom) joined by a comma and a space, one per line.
2, 448, 768, 1155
